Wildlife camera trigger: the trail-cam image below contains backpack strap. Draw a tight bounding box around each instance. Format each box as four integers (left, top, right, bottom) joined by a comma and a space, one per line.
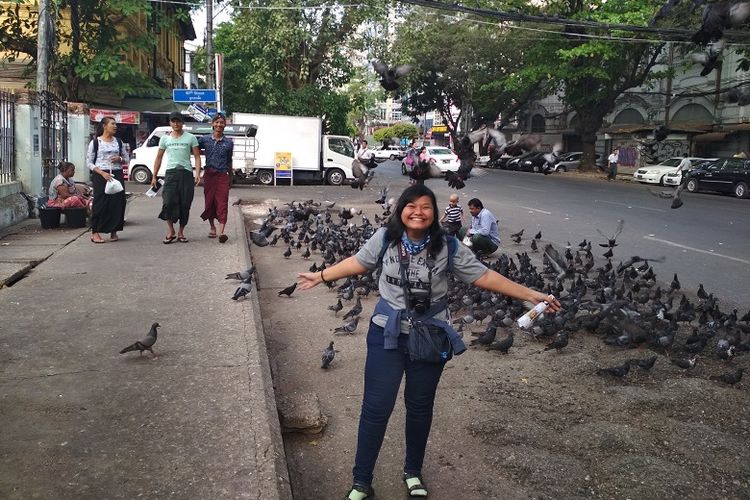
92, 137, 123, 165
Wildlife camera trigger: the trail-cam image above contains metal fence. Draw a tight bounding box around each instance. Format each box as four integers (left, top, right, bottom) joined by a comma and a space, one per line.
0, 90, 15, 184
38, 90, 68, 191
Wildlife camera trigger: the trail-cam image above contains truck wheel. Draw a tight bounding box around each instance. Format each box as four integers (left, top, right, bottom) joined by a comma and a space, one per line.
257, 170, 274, 185
558, 165, 567, 172
402, 163, 407, 175
734, 182, 749, 198
326, 169, 344, 186
131, 166, 152, 184
390, 154, 396, 160
686, 178, 699, 193
659, 175, 665, 186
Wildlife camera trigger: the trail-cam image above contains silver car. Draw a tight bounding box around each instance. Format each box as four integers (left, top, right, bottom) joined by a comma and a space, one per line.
553, 152, 604, 172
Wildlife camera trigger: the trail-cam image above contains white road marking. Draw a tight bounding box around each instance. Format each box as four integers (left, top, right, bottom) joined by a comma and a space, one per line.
595, 200, 666, 213
506, 184, 546, 192
518, 206, 552, 215
643, 236, 750, 265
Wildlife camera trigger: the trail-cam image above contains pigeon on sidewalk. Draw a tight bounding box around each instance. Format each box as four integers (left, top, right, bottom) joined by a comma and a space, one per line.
278, 283, 297, 297
226, 266, 256, 281
120, 322, 160, 357
333, 316, 360, 335
232, 276, 254, 301
321, 341, 336, 369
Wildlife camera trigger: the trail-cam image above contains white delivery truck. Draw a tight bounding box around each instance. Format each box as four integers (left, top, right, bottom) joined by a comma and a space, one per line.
127, 114, 356, 185
231, 112, 355, 185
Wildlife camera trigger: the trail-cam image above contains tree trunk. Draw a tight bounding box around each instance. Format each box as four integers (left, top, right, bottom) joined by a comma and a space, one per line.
576, 113, 605, 172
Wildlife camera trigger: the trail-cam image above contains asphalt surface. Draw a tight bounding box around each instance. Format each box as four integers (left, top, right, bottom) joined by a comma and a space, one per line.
376, 159, 750, 309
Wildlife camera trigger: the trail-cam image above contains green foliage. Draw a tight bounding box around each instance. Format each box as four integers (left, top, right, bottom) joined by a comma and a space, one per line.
215, 0, 386, 122
372, 122, 417, 144
0, 0, 199, 99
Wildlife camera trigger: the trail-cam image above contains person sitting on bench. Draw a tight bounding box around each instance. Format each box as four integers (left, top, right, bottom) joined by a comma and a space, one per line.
47, 161, 91, 212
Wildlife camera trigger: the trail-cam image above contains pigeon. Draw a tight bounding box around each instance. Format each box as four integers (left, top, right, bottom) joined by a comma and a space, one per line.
487, 331, 514, 353
691, 1, 750, 45
510, 229, 524, 239
278, 283, 297, 297
597, 361, 631, 378
232, 276, 254, 300
350, 159, 373, 190
670, 273, 681, 292
649, 177, 689, 209
120, 322, 160, 357
726, 87, 750, 106
534, 230, 542, 240
691, 39, 725, 76
670, 356, 697, 369
470, 325, 497, 346
283, 246, 292, 258
321, 341, 336, 369
711, 367, 744, 385
342, 297, 363, 320
627, 355, 658, 370
372, 60, 412, 91
597, 219, 624, 248
250, 231, 270, 247
226, 266, 256, 280
333, 316, 360, 334
328, 298, 344, 315
543, 332, 569, 351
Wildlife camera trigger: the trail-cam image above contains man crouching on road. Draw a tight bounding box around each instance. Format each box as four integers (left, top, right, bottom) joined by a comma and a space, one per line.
459, 198, 501, 257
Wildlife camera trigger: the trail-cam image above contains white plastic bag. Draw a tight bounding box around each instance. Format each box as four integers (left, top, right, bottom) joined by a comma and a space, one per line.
104, 178, 124, 195
462, 235, 473, 247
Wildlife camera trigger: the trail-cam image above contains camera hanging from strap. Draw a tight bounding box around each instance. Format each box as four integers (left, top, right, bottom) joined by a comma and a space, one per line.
397, 242, 435, 320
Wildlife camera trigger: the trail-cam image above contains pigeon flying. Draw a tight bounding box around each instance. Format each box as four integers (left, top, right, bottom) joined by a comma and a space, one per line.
120, 322, 160, 357
372, 60, 412, 91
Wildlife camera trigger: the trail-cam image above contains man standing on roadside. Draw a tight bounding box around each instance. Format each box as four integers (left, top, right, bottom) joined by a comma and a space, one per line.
461, 198, 501, 256
151, 112, 201, 244
357, 140, 375, 169
607, 148, 619, 181
199, 114, 234, 243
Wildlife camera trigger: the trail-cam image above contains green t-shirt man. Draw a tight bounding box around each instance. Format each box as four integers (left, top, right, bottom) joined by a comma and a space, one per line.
158, 132, 199, 171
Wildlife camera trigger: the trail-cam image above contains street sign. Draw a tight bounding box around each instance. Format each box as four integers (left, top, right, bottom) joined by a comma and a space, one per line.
172, 89, 217, 103
275, 152, 293, 185
186, 104, 208, 122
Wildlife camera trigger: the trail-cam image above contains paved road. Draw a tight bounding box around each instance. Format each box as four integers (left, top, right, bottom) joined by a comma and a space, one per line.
373, 160, 750, 309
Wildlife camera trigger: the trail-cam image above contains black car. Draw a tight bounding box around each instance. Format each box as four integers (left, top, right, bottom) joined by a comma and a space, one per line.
684, 158, 750, 198
508, 151, 549, 173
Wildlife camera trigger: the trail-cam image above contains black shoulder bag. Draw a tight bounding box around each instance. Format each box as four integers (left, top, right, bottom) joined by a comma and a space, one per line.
398, 242, 453, 363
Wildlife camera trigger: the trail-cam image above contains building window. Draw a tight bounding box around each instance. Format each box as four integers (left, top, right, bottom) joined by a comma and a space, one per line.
531, 114, 546, 133
391, 109, 401, 121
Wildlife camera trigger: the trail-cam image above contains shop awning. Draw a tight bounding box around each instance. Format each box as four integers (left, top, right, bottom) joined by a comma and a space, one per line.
121, 98, 189, 115
720, 123, 750, 131
601, 124, 653, 134
693, 132, 733, 142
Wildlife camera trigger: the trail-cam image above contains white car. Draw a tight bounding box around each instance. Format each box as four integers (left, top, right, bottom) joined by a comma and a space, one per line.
372, 145, 406, 162
425, 146, 460, 174
663, 158, 717, 186
633, 157, 709, 185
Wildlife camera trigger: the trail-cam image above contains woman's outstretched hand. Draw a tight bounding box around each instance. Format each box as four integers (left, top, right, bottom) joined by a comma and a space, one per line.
297, 272, 322, 290
529, 291, 561, 313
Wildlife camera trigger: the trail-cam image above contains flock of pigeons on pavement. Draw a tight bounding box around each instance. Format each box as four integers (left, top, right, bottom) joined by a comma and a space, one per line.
190, 193, 749, 387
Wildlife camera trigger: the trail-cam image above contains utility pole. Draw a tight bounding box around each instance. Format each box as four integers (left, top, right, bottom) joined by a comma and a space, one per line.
36, 0, 53, 91
206, 0, 215, 91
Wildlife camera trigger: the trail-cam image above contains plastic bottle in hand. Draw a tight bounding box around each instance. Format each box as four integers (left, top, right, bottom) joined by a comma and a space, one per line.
516, 298, 552, 329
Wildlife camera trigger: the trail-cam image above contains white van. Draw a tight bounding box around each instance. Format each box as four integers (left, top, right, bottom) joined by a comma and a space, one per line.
128, 123, 258, 184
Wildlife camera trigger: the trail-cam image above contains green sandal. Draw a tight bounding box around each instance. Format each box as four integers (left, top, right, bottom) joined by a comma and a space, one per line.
346, 483, 374, 500
403, 473, 428, 497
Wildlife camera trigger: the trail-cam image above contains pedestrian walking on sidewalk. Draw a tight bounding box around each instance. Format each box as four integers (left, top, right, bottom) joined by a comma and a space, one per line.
296, 184, 560, 500
87, 116, 128, 243
198, 114, 234, 243
151, 112, 201, 244
607, 148, 619, 181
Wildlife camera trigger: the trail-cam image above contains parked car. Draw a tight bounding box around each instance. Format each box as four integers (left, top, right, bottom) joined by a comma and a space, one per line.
552, 152, 605, 172
476, 155, 490, 167
372, 145, 406, 162
663, 158, 717, 186
683, 158, 750, 198
633, 157, 710, 185
400, 146, 459, 175
508, 151, 548, 173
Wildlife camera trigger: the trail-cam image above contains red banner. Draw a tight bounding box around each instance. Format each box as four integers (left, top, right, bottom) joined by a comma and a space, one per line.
89, 108, 140, 125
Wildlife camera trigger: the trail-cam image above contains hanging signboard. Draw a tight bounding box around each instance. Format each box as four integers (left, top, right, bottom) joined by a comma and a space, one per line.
89, 109, 140, 125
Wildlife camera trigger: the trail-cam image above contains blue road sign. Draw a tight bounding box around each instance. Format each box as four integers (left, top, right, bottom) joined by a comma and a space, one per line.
172, 89, 217, 103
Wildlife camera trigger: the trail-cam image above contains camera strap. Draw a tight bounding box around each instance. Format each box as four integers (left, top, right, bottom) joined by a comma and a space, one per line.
398, 242, 434, 323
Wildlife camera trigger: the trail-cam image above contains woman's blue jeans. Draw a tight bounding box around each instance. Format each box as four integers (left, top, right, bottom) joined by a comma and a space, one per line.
352, 321, 446, 487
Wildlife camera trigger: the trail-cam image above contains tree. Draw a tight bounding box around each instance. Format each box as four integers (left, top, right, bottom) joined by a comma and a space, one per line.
516, 0, 665, 170
0, 0, 198, 100
213, 0, 386, 129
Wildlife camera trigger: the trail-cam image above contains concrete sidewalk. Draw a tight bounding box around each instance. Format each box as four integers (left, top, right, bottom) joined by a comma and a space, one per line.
0, 189, 292, 499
